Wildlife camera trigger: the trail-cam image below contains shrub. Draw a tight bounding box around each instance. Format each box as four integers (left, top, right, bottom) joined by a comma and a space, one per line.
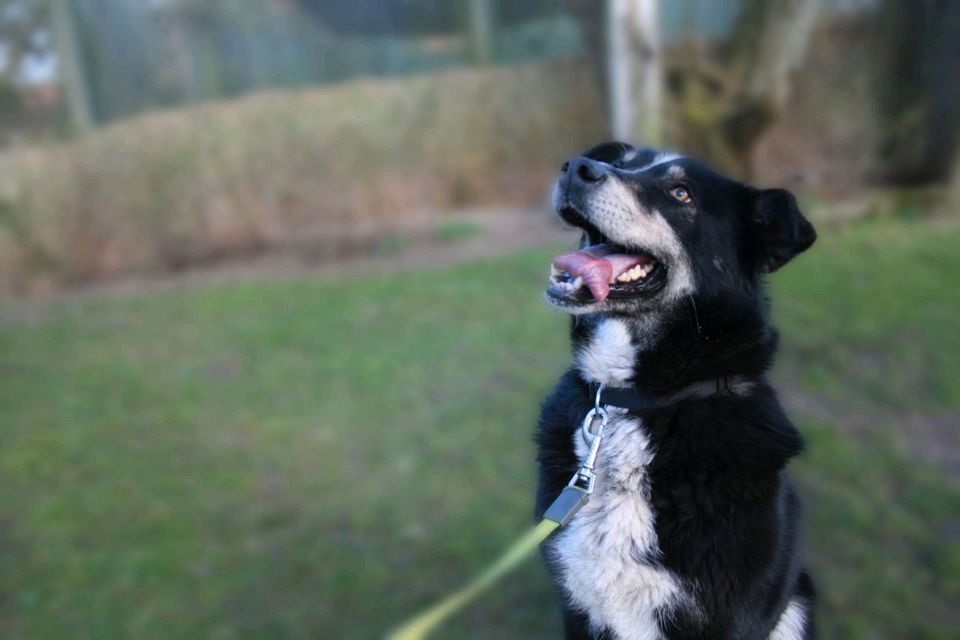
0, 60, 604, 295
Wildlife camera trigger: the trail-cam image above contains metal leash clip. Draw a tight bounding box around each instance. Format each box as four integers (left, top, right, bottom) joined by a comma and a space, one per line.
543, 385, 608, 528
571, 387, 608, 493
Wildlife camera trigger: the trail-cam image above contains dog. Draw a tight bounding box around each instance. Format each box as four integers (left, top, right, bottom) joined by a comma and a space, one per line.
535, 142, 817, 639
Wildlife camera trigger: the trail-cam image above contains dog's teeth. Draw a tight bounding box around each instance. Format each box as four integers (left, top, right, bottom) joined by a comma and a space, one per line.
551, 265, 562, 277
571, 276, 583, 289
612, 261, 659, 286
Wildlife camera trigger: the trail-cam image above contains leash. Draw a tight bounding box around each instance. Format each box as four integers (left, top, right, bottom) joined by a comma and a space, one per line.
386, 386, 611, 640
385, 519, 560, 640
386, 378, 733, 640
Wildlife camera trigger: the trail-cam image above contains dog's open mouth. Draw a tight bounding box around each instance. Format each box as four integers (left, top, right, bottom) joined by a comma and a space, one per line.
547, 243, 667, 304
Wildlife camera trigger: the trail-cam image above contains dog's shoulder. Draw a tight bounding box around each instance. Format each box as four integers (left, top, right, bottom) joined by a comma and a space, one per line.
644, 389, 807, 637
648, 382, 804, 469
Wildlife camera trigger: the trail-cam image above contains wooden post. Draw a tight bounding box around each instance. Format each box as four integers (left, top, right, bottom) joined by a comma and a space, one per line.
632, 0, 662, 146
607, 0, 631, 140
51, 0, 94, 132
607, 0, 662, 145
467, 0, 495, 64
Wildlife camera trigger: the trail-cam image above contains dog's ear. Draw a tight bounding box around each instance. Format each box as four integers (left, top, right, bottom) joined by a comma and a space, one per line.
750, 188, 816, 273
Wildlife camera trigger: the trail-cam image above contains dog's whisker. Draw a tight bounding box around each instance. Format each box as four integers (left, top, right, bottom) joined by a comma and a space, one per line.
688, 294, 702, 335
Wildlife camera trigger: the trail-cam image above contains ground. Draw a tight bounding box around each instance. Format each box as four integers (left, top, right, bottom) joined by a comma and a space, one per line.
0, 213, 957, 639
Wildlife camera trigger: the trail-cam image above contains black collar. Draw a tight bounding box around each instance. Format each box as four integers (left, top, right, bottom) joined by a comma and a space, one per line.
596, 377, 733, 411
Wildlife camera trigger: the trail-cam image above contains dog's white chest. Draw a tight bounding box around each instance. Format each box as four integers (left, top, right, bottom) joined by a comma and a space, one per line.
551, 411, 686, 640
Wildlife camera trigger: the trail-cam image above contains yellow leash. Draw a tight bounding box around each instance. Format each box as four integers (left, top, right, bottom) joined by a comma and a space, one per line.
386, 400, 610, 640
386, 519, 559, 640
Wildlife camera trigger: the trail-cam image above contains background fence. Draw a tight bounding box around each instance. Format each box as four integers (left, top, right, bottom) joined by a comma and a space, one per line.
27, 0, 766, 131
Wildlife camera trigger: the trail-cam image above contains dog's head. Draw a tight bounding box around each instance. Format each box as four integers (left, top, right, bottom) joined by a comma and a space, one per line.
547, 142, 816, 316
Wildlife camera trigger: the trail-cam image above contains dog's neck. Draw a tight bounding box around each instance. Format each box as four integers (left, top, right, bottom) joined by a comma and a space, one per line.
572, 293, 778, 396
572, 314, 652, 387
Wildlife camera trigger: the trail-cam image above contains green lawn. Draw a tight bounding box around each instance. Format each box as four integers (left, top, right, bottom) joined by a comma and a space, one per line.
1, 215, 957, 639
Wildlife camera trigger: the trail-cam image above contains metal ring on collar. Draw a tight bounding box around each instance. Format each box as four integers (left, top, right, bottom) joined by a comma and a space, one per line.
581, 406, 609, 446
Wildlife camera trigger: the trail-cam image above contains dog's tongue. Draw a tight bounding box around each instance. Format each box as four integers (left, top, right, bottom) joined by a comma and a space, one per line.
553, 245, 652, 302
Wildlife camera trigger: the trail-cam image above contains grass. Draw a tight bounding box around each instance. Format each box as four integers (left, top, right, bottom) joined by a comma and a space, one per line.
0, 215, 957, 639
373, 231, 411, 257
433, 219, 483, 244
774, 215, 960, 409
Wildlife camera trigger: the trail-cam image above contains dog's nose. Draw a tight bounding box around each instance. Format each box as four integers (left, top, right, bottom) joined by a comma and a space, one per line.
563, 156, 608, 185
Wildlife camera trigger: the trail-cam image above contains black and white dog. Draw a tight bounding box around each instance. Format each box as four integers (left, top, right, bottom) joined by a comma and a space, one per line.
535, 142, 817, 639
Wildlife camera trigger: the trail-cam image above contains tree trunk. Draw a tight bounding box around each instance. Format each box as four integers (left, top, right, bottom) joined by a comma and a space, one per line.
873, 0, 960, 186
606, 0, 662, 144
50, 0, 94, 132
467, 0, 495, 65
666, 0, 819, 178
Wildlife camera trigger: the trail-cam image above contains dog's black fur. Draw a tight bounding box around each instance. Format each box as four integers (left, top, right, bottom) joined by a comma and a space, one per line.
535, 143, 817, 639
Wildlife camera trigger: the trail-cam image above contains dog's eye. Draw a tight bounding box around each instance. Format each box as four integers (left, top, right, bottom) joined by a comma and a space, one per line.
670, 186, 692, 204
